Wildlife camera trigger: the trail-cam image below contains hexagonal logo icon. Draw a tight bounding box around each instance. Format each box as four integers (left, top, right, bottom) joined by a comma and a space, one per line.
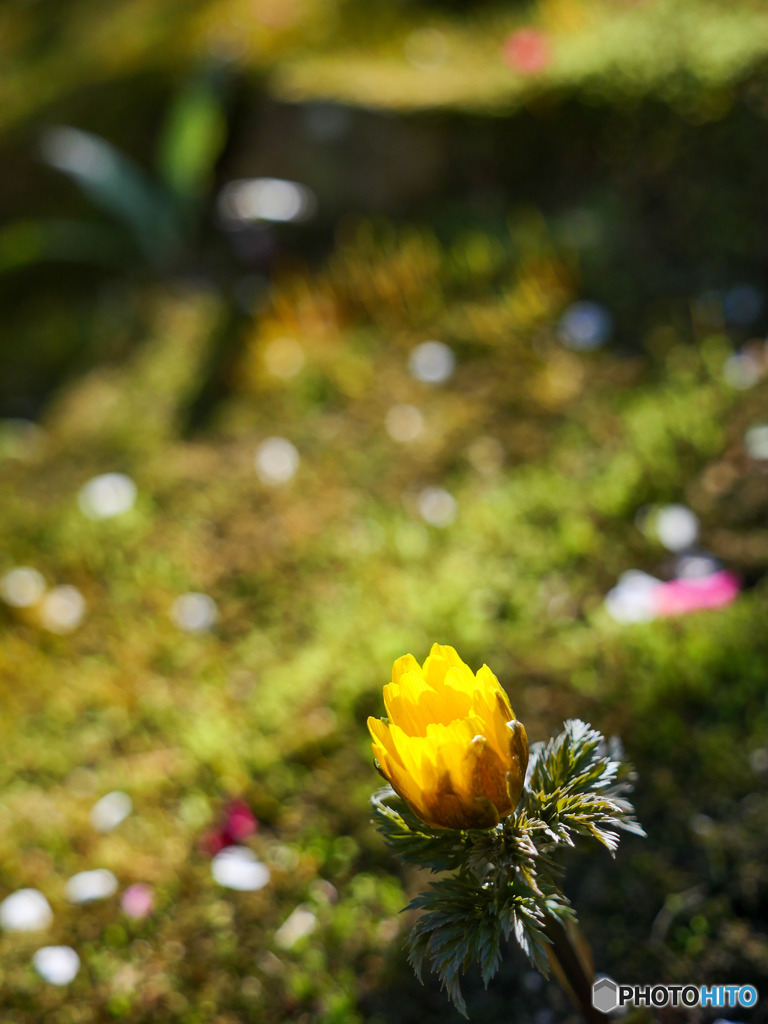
592, 976, 619, 1013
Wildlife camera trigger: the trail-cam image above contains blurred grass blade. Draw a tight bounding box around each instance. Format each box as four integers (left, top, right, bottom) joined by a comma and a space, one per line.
155, 64, 230, 206
39, 126, 181, 266
0, 218, 131, 272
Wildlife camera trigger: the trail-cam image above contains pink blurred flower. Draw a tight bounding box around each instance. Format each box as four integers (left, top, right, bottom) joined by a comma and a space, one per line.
502, 29, 551, 75
655, 570, 740, 617
121, 884, 154, 919
200, 799, 258, 856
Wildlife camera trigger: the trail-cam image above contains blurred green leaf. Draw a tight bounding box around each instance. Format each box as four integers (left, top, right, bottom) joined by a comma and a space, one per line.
156, 66, 230, 207
40, 126, 182, 266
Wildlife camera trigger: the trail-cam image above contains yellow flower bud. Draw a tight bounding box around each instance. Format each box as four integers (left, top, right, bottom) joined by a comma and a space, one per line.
368, 643, 529, 830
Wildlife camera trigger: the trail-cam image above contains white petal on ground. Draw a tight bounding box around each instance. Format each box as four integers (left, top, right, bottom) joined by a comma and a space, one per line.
65, 869, 118, 904
0, 889, 53, 932
90, 791, 132, 832
211, 847, 270, 891
32, 946, 80, 985
274, 904, 317, 949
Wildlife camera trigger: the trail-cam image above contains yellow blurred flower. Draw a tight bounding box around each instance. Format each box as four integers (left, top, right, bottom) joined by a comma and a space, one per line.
368, 643, 529, 830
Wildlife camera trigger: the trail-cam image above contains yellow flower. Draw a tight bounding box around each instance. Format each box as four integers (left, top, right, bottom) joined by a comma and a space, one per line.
368, 643, 529, 830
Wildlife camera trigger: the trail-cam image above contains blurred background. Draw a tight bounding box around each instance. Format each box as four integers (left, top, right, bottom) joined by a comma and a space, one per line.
2, 0, 768, 1021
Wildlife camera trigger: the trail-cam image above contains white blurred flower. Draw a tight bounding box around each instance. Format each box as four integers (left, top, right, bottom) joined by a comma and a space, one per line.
655, 504, 699, 552
90, 791, 132, 832
674, 554, 721, 579
0, 567, 45, 608
274, 904, 317, 949
211, 846, 270, 891
38, 585, 86, 634
78, 473, 137, 520
218, 178, 316, 225
0, 889, 53, 932
171, 592, 218, 633
418, 487, 457, 528
32, 946, 80, 985
385, 404, 424, 442
65, 869, 117, 904
255, 437, 299, 486
408, 341, 455, 384
604, 571, 661, 624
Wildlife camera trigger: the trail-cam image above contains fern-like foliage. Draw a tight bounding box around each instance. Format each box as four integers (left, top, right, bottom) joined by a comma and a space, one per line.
525, 719, 646, 853
371, 719, 644, 1017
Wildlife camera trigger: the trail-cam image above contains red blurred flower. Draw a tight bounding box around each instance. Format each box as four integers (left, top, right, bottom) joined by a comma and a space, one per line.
199, 799, 258, 856
502, 29, 551, 75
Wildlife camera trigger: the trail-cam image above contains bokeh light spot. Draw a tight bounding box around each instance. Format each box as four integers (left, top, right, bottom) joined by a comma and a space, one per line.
255, 437, 300, 485
385, 404, 424, 442
38, 585, 86, 634
557, 301, 613, 350
78, 473, 137, 520
655, 504, 699, 552
171, 593, 218, 633
0, 567, 45, 608
408, 341, 455, 384
745, 424, 768, 459
418, 487, 457, 527
263, 338, 305, 379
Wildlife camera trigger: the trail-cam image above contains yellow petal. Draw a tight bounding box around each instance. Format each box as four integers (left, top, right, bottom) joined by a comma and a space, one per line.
368, 717, 405, 770
376, 746, 425, 812
463, 733, 513, 817
444, 664, 476, 696
383, 685, 432, 736
428, 643, 466, 669
505, 719, 529, 809
392, 653, 421, 685
477, 664, 514, 716
422, 653, 450, 690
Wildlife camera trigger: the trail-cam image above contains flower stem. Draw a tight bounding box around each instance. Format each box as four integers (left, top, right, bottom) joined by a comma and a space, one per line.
543, 917, 606, 1024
